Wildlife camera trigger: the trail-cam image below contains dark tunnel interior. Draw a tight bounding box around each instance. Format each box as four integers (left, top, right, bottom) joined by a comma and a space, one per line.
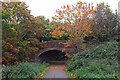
39, 50, 68, 64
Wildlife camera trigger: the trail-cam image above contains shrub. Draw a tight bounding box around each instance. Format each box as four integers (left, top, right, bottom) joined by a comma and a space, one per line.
66, 40, 120, 79
79, 40, 119, 67
68, 59, 120, 79
2, 62, 49, 79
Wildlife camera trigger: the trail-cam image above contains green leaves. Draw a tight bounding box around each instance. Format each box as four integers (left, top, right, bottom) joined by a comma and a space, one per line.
2, 1, 49, 65
92, 2, 117, 42
66, 40, 119, 79
2, 11, 12, 20
67, 58, 119, 79
2, 62, 49, 78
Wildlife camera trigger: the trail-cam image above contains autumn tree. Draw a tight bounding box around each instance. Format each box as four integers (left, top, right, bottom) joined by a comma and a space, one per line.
2, 1, 33, 40
2, 1, 31, 23
50, 1, 95, 50
92, 3, 117, 42
34, 16, 51, 41
49, 21, 69, 40
2, 1, 45, 65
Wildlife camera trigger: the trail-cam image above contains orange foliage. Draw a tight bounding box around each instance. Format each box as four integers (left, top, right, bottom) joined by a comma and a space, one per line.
50, 1, 94, 53
67, 5, 70, 9
89, 31, 93, 33
65, 53, 70, 57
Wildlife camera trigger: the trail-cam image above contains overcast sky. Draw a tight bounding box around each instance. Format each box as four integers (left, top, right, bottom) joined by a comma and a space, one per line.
20, 0, 120, 20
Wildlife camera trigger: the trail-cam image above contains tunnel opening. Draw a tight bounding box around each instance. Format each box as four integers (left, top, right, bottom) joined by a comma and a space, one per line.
39, 50, 68, 65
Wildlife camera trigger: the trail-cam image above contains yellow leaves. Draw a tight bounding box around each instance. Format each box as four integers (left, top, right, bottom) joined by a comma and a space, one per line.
35, 39, 38, 41
67, 13, 70, 17
64, 5, 66, 9
84, 34, 87, 37
58, 11, 62, 15
88, 3, 90, 8
49, 22, 52, 26
62, 48, 66, 52
61, 31, 65, 34
51, 25, 54, 27
12, 19, 16, 23
28, 41, 30, 43
2, 40, 6, 44
78, 12, 80, 15
89, 31, 93, 33
70, 10, 73, 13
58, 41, 64, 44
92, 10, 95, 13
82, 6, 85, 9
62, 26, 65, 29
58, 26, 61, 29
72, 24, 76, 26
77, 37, 82, 40
89, 10, 92, 14
63, 10, 65, 13
65, 53, 70, 57
92, 6, 94, 10
52, 17, 57, 20
77, 1, 80, 4
80, 1, 83, 5
59, 17, 62, 20
67, 5, 70, 9
67, 18, 69, 21
85, 10, 88, 14
61, 15, 64, 18
77, 1, 83, 5
60, 35, 62, 37
72, 13, 75, 16
75, 15, 78, 18
59, 31, 65, 37
70, 18, 73, 20
51, 1, 94, 42
11, 28, 15, 31
64, 21, 67, 24
45, 28, 51, 31
55, 15, 59, 17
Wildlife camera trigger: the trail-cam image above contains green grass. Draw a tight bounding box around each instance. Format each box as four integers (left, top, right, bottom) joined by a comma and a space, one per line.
2, 62, 50, 79
65, 40, 120, 79
40, 69, 49, 78
36, 68, 49, 78
64, 66, 77, 80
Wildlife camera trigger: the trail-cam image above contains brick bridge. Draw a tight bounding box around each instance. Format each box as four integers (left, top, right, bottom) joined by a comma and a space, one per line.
30, 40, 81, 63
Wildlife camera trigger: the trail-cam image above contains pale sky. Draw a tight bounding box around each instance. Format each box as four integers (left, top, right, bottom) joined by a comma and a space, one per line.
20, 0, 120, 20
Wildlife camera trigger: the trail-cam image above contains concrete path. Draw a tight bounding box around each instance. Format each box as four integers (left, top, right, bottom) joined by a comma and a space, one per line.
43, 64, 70, 80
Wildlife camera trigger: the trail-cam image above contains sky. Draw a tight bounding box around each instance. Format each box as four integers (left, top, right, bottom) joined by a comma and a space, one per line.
20, 0, 120, 20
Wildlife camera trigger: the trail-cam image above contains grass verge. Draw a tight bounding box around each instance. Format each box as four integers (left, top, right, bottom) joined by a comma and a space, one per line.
34, 65, 50, 79
64, 66, 77, 80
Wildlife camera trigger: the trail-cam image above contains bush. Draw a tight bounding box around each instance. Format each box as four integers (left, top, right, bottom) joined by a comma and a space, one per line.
65, 54, 82, 71
79, 40, 119, 67
66, 40, 120, 79
2, 62, 49, 79
67, 59, 120, 79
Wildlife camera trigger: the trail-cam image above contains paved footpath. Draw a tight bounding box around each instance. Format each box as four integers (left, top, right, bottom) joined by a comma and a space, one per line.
43, 64, 70, 80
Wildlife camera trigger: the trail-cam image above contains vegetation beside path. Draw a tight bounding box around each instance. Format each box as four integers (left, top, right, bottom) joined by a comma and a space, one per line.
2, 62, 50, 79
65, 41, 120, 79
64, 66, 77, 79
1, 0, 120, 79
34, 64, 51, 79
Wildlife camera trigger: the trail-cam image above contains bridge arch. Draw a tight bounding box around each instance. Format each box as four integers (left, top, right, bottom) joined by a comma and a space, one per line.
39, 49, 68, 63
32, 40, 81, 63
